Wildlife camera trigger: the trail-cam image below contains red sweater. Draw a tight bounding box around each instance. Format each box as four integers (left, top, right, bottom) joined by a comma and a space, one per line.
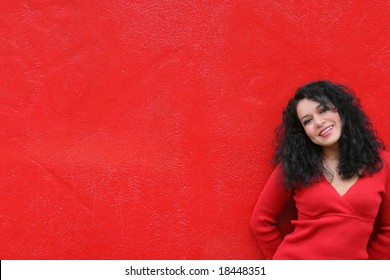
250, 151, 390, 260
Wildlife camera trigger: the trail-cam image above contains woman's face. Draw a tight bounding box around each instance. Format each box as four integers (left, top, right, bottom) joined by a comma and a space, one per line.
296, 98, 342, 149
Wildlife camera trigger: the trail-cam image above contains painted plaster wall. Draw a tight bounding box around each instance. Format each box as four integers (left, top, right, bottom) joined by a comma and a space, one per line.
1, 1, 389, 259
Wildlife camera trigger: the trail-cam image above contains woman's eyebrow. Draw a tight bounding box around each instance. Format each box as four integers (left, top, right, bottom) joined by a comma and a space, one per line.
299, 104, 322, 121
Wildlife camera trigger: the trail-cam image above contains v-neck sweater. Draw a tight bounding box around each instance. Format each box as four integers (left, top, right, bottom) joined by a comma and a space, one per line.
250, 151, 390, 260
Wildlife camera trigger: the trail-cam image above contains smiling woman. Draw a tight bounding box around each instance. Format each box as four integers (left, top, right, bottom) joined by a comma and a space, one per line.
296, 99, 342, 149
250, 80, 390, 260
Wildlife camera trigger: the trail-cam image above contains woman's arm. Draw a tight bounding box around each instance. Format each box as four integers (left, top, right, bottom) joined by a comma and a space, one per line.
250, 165, 293, 259
367, 153, 390, 259
367, 163, 390, 260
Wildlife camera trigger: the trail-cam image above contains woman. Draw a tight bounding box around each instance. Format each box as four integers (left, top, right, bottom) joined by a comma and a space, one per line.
250, 80, 390, 259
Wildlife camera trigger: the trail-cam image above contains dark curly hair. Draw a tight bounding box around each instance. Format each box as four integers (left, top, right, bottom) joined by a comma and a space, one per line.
273, 80, 384, 191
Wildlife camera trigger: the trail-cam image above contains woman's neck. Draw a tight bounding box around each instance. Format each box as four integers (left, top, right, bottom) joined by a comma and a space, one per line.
322, 144, 340, 161
322, 145, 340, 183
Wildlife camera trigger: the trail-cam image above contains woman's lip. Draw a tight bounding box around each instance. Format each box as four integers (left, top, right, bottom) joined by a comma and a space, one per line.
319, 125, 334, 136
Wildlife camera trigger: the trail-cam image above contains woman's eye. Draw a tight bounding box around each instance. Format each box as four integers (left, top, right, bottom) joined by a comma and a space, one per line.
303, 119, 312, 126
319, 106, 329, 113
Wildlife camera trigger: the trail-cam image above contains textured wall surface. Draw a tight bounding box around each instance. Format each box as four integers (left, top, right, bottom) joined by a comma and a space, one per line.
1, 1, 390, 259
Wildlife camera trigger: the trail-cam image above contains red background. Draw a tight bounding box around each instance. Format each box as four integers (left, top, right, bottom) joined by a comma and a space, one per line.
1, 1, 390, 259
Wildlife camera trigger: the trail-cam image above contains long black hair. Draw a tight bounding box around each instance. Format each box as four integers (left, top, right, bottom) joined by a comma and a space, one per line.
273, 80, 384, 190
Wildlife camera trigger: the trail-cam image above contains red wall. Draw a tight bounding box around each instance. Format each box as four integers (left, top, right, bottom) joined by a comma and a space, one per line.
1, 1, 390, 259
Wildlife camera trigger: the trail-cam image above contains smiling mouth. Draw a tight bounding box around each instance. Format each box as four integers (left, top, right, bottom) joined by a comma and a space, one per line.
319, 125, 334, 136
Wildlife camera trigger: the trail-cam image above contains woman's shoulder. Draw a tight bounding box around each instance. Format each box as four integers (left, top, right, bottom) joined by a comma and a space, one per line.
379, 150, 390, 171
380, 149, 390, 162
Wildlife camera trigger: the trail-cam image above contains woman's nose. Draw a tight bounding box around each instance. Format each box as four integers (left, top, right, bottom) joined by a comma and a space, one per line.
314, 116, 325, 127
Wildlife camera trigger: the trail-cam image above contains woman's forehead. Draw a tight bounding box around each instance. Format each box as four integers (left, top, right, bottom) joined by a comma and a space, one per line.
296, 98, 321, 113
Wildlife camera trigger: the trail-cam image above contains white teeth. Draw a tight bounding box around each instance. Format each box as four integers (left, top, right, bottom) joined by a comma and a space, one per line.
320, 126, 333, 136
